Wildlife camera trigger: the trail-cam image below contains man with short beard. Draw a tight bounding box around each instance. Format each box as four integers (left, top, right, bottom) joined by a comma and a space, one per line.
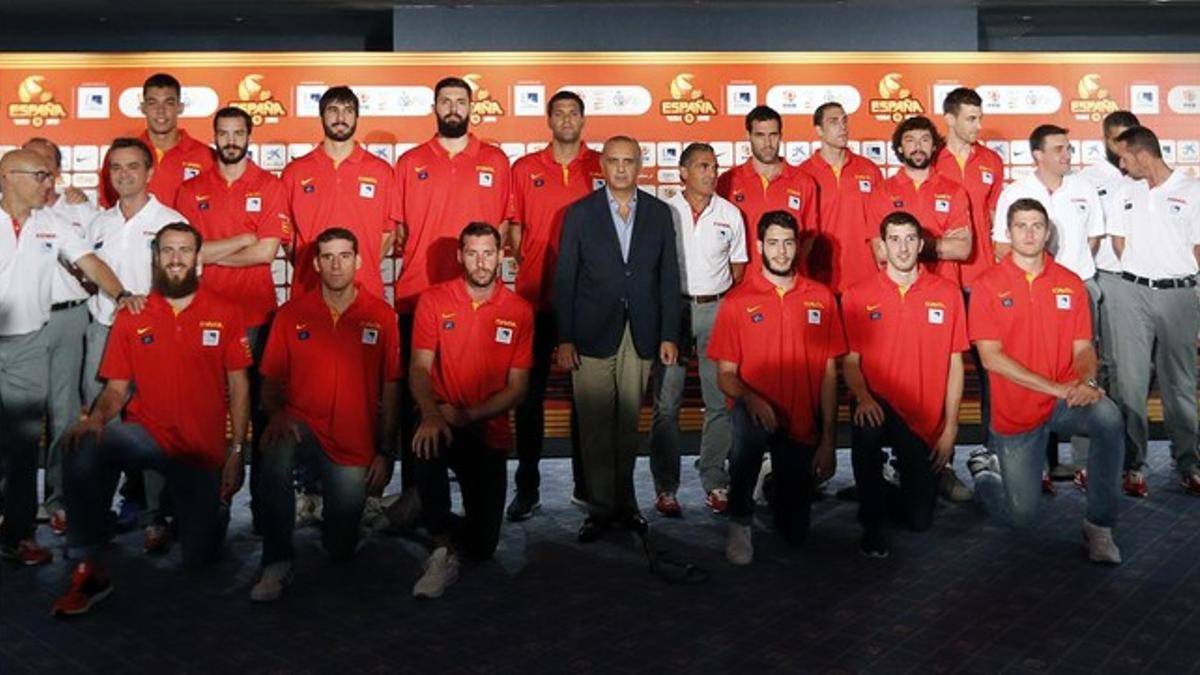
410, 223, 532, 599
176, 106, 292, 528
282, 86, 396, 299
53, 223, 252, 616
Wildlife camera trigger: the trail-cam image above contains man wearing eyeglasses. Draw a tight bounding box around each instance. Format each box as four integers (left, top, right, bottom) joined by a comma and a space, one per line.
0, 149, 133, 567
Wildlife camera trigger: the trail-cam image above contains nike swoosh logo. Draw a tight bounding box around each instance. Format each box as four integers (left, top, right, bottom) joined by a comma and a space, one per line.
745, 305, 760, 313
136, 327, 152, 335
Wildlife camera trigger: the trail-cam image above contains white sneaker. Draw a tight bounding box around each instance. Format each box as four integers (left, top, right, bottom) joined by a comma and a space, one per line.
295, 492, 324, 526
250, 561, 294, 602
752, 455, 773, 506
1082, 520, 1122, 564
967, 447, 1001, 480
412, 547, 460, 599
726, 522, 753, 566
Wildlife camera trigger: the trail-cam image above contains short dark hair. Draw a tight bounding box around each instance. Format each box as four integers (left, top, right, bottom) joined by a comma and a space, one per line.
891, 116, 944, 158
679, 142, 715, 167
108, 137, 154, 168
318, 86, 359, 117
22, 137, 61, 169
1102, 110, 1139, 134
547, 90, 585, 117
434, 77, 472, 101
879, 211, 924, 240
942, 87, 982, 116
315, 227, 358, 255
1116, 125, 1162, 158
757, 210, 799, 242
213, 106, 253, 134
813, 101, 844, 127
143, 73, 181, 98
152, 222, 202, 253
745, 105, 782, 133
459, 222, 501, 249
1029, 124, 1069, 153
1006, 197, 1050, 228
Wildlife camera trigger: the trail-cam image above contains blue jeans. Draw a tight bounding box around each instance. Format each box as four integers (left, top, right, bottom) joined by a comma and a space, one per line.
65, 423, 227, 568
258, 421, 367, 565
727, 401, 815, 543
976, 398, 1122, 529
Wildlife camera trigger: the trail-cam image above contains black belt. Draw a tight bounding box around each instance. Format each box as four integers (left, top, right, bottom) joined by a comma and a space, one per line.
682, 291, 726, 304
51, 299, 87, 311
1120, 272, 1198, 290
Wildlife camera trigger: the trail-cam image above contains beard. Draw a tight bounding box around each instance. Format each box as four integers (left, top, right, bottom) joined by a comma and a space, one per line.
763, 256, 795, 277
466, 267, 497, 289
218, 143, 249, 165
153, 265, 199, 299
900, 152, 931, 170
323, 120, 356, 142
437, 114, 469, 139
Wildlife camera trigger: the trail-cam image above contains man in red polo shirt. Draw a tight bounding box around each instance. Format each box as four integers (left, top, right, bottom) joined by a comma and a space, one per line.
503, 90, 601, 520
708, 210, 843, 566
176, 106, 292, 530
409, 223, 533, 599
249, 227, 401, 602
842, 212, 967, 558
799, 101, 884, 294
53, 223, 251, 616
967, 199, 1123, 564
100, 73, 214, 209
717, 105, 819, 273
282, 86, 396, 300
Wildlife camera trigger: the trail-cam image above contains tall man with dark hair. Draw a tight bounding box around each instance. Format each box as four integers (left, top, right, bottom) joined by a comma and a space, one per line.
53, 223, 252, 615
410, 223, 532, 599
842, 211, 967, 558
555, 135, 680, 543
709, 210, 843, 565
1107, 126, 1200, 496
250, 228, 401, 602
100, 73, 214, 208
504, 90, 601, 520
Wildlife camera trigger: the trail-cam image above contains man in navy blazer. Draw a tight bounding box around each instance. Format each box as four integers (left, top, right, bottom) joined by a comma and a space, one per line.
554, 135, 681, 541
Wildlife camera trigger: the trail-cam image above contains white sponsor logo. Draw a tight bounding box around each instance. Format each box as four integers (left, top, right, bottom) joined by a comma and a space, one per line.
558, 85, 652, 116
295, 85, 433, 117
119, 86, 218, 118
976, 85, 1063, 115
765, 85, 862, 115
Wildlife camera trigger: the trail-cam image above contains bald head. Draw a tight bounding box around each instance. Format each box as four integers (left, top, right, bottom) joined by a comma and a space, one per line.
22, 138, 61, 171
601, 135, 641, 193
0, 149, 54, 211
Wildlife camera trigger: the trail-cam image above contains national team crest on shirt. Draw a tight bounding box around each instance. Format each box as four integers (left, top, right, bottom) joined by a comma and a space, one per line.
869, 310, 882, 321
928, 307, 945, 324
892, 199, 904, 208
751, 312, 764, 323
1001, 297, 1014, 308
934, 198, 950, 213
301, 178, 316, 194
858, 179, 872, 193
183, 164, 201, 180
1169, 198, 1186, 215
788, 194, 802, 210
478, 171, 494, 188
359, 181, 376, 199
533, 176, 545, 188
807, 308, 822, 325
592, 178, 607, 191
1072, 199, 1088, 214
201, 329, 221, 347
138, 326, 155, 345
198, 200, 210, 211
981, 170, 995, 185
442, 320, 455, 330
245, 195, 262, 213
361, 327, 379, 345
1056, 294, 1072, 310
495, 326, 513, 344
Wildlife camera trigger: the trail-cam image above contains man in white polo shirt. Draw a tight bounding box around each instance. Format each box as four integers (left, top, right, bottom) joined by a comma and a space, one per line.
1107, 125, 1200, 497
85, 136, 187, 550
649, 142, 748, 516
0, 149, 132, 566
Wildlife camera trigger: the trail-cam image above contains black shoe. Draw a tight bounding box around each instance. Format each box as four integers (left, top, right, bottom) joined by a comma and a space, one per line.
578, 517, 611, 543
506, 491, 541, 522
859, 528, 890, 559
618, 511, 648, 535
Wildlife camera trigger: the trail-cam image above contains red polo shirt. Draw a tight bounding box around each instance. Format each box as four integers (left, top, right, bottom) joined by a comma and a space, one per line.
412, 279, 534, 450
968, 254, 1092, 435
506, 144, 603, 309
799, 151, 884, 293
871, 172, 972, 287
842, 270, 969, 446
281, 144, 396, 300
934, 144, 1005, 288
716, 161, 820, 272
100, 129, 215, 209
393, 135, 512, 313
707, 271, 845, 445
100, 289, 251, 470
260, 287, 402, 467
176, 162, 292, 327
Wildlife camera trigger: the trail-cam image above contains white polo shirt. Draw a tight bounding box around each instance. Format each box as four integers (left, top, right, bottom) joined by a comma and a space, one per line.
1108, 170, 1200, 279
47, 194, 101, 304
1078, 161, 1130, 274
88, 195, 187, 326
993, 172, 1104, 280
667, 191, 748, 296
0, 207, 93, 336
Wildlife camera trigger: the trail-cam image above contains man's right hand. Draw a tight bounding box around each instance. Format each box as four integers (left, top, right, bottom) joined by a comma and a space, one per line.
413, 413, 453, 460
260, 412, 301, 448
556, 343, 581, 371
744, 392, 778, 433
64, 416, 105, 451
853, 393, 885, 428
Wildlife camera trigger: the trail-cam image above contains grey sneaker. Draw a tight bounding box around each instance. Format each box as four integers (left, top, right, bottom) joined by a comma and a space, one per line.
506, 491, 541, 522
250, 561, 294, 602
1082, 520, 1122, 564
726, 522, 753, 566
413, 547, 460, 599
967, 447, 1001, 480
938, 467, 973, 502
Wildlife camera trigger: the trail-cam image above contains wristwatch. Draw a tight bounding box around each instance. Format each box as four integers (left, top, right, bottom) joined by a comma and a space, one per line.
1085, 378, 1099, 390
115, 290, 132, 302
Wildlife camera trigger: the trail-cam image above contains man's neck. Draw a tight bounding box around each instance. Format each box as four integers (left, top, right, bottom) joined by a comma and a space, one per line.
946, 134, 972, 158
762, 267, 795, 290
437, 133, 470, 157
1147, 161, 1173, 189
218, 160, 248, 184
819, 144, 846, 168
608, 185, 636, 205
1012, 250, 1045, 276
465, 278, 497, 304
751, 155, 783, 179
146, 127, 180, 151
551, 138, 582, 165
1035, 167, 1064, 192
886, 265, 919, 287
322, 284, 357, 314
323, 138, 356, 164
1, 197, 33, 224
119, 193, 151, 221
165, 292, 196, 313
682, 188, 712, 215
903, 166, 931, 183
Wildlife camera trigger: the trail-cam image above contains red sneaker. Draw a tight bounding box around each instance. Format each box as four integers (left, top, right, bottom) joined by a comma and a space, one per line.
51, 560, 113, 617
1041, 473, 1056, 495
705, 488, 729, 514
143, 524, 172, 554
654, 492, 682, 518
1180, 470, 1200, 496
1073, 469, 1088, 492
49, 510, 67, 536
1123, 470, 1148, 498
1, 539, 53, 566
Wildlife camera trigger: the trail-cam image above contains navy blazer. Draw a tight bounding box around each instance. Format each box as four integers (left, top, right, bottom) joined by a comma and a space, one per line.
554, 188, 681, 359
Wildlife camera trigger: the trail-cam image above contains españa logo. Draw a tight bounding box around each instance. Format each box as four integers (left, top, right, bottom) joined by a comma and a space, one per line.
463, 73, 504, 125
8, 75, 67, 128
660, 74, 718, 125
869, 73, 924, 123
1070, 74, 1118, 122
229, 74, 288, 126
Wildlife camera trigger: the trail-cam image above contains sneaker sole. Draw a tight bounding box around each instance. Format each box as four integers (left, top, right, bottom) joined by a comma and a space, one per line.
506, 502, 541, 522
413, 574, 459, 599
53, 584, 114, 617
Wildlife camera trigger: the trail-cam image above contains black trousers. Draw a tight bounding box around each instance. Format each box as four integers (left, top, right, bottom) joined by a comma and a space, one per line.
414, 425, 507, 561
398, 313, 417, 489
727, 401, 815, 544
850, 398, 938, 532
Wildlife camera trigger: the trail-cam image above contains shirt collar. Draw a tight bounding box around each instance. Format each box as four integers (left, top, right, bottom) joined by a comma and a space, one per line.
606, 186, 638, 209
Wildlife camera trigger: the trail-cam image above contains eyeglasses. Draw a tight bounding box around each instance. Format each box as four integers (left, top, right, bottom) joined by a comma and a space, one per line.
8, 170, 54, 183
